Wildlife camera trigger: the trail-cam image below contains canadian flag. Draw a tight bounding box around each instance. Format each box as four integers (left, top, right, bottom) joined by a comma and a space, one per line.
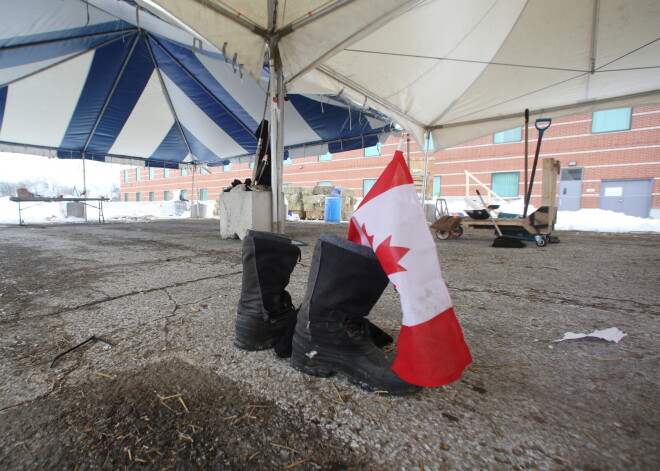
348, 149, 472, 387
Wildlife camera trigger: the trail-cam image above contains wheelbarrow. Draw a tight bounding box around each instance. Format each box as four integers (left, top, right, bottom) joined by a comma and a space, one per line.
431, 199, 463, 240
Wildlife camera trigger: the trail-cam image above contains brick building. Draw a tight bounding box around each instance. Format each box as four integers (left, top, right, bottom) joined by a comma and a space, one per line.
120, 105, 660, 218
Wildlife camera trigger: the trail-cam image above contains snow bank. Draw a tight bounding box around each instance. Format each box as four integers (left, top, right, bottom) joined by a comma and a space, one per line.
555, 208, 660, 233
0, 197, 216, 224
0, 196, 62, 223
1, 196, 659, 233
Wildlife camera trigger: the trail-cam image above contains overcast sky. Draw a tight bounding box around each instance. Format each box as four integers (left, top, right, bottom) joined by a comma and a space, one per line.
0, 152, 125, 189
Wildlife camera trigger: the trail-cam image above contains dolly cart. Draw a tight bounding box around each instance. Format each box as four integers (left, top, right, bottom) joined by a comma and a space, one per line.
465, 158, 561, 247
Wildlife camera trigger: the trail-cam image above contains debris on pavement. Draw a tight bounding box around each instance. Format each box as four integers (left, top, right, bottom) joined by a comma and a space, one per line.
553, 327, 627, 344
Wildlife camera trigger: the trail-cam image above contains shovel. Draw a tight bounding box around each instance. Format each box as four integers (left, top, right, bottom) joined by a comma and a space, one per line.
524, 109, 530, 207
476, 190, 525, 248
523, 118, 552, 218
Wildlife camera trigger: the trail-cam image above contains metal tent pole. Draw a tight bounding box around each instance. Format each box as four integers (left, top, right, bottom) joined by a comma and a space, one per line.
268, 52, 285, 234
191, 164, 197, 217
192, 165, 197, 202
82, 152, 88, 221
421, 131, 430, 204
406, 133, 411, 168
275, 79, 285, 233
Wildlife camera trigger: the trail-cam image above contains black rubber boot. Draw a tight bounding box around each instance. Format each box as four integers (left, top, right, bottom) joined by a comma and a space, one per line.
234, 230, 301, 353
368, 322, 394, 349
291, 233, 419, 395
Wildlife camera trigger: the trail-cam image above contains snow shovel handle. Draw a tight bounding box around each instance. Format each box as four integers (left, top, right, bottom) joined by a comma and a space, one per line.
535, 118, 552, 134
523, 118, 552, 218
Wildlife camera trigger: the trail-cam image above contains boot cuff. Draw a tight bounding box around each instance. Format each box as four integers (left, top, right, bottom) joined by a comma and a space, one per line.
320, 232, 377, 259
246, 230, 292, 244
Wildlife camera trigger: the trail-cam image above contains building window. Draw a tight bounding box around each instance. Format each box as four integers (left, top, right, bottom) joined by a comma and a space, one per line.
494, 127, 522, 144
180, 189, 188, 200
491, 171, 520, 198
149, 191, 155, 201
363, 178, 377, 196
124, 193, 128, 202
135, 169, 141, 181
200, 167, 210, 175
164, 168, 170, 178
592, 108, 632, 134
249, 161, 255, 169
318, 181, 332, 186
200, 188, 208, 201
164, 190, 170, 201
432, 175, 442, 197
123, 170, 129, 183
284, 156, 292, 166
135, 192, 141, 202
223, 163, 231, 172
181, 168, 188, 176
149, 168, 155, 180
364, 143, 381, 157
318, 152, 332, 162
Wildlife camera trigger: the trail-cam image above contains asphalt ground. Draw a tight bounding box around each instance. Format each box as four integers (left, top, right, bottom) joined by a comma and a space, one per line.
0, 219, 658, 470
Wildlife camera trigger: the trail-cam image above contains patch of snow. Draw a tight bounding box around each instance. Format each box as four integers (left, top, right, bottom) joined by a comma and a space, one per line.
1, 195, 658, 232
0, 197, 216, 224
555, 208, 660, 233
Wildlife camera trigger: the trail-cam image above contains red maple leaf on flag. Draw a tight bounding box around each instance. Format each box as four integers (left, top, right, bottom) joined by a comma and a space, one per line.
375, 235, 410, 275
360, 223, 375, 246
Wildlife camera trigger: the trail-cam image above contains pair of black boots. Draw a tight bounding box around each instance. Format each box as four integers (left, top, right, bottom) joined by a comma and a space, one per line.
234, 230, 418, 395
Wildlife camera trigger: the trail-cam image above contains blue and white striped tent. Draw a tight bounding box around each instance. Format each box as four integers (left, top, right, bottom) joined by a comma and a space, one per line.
0, 0, 395, 169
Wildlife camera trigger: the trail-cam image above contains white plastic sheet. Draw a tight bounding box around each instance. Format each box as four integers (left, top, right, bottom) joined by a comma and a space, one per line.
553, 327, 627, 344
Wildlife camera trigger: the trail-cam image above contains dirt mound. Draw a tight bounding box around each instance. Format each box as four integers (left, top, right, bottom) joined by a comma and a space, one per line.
0, 358, 374, 470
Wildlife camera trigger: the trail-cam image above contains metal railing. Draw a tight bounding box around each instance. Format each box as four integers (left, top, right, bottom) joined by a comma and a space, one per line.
464, 170, 503, 205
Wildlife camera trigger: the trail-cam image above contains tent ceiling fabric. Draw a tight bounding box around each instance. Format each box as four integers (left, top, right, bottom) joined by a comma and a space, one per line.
146, 0, 660, 150
0, 0, 395, 168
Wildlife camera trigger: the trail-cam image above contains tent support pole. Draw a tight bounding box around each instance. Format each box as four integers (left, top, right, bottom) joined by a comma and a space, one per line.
269, 51, 285, 234
421, 131, 430, 206
82, 152, 88, 222
406, 133, 411, 168
192, 165, 197, 204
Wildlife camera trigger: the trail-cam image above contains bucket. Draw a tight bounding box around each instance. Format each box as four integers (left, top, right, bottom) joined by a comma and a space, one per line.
324, 196, 342, 223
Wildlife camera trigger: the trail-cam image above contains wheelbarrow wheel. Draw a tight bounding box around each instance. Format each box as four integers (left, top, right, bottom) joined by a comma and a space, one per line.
450, 225, 463, 238
435, 229, 451, 240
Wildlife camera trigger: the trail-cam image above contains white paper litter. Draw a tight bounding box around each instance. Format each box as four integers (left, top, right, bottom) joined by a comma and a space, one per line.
553, 327, 627, 344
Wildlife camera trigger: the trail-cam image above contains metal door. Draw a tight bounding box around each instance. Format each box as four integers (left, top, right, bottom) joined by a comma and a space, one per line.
558, 168, 583, 211
599, 179, 653, 218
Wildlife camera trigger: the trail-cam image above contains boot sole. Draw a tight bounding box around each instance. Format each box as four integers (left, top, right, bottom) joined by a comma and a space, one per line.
234, 338, 274, 351
234, 313, 278, 351
291, 345, 419, 396
291, 352, 334, 377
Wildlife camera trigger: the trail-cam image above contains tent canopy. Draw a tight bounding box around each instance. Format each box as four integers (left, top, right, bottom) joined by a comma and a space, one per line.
0, 0, 395, 168
146, 0, 660, 149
